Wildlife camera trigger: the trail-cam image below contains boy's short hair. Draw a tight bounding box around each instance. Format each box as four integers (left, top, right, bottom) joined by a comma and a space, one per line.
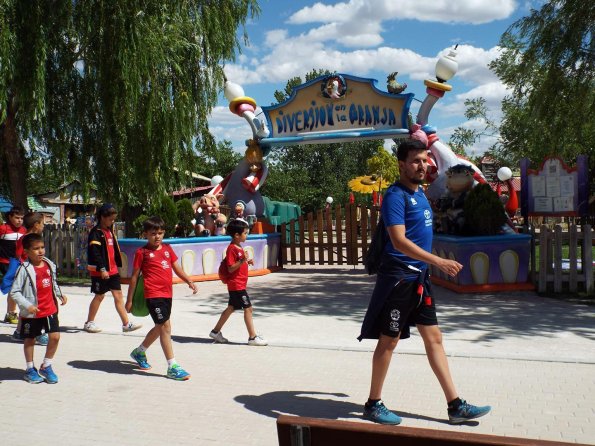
395, 139, 427, 161
22, 233, 43, 250
143, 216, 166, 232
7, 205, 25, 217
226, 218, 249, 237
23, 212, 44, 230
96, 203, 117, 220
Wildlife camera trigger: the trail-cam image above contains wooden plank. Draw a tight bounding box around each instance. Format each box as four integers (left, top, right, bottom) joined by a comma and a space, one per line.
583, 224, 593, 294
335, 204, 344, 265
568, 225, 578, 292
276, 415, 586, 446
325, 207, 334, 265
553, 225, 563, 292
299, 215, 306, 265
290, 220, 297, 264
316, 209, 324, 265
307, 212, 315, 265
538, 225, 548, 293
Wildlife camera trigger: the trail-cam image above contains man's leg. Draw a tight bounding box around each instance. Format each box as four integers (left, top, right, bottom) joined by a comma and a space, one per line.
369, 334, 399, 400
417, 324, 457, 402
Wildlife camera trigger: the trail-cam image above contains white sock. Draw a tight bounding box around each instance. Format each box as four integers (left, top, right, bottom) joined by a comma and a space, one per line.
42, 358, 52, 368
167, 358, 177, 367
137, 344, 147, 353
26, 361, 34, 370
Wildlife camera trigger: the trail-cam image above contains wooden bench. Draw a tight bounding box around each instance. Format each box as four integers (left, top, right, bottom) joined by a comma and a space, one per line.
277, 415, 587, 446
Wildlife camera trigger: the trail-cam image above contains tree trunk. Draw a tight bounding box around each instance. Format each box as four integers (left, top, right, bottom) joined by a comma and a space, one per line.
1, 95, 28, 208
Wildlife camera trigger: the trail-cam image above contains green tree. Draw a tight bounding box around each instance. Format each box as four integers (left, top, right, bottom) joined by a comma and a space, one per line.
175, 198, 195, 237
489, 0, 595, 175
148, 195, 178, 237
0, 0, 259, 208
194, 139, 243, 179
366, 147, 398, 184
448, 98, 500, 159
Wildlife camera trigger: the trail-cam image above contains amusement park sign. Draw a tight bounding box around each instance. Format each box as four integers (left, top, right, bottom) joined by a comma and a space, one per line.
260, 74, 413, 147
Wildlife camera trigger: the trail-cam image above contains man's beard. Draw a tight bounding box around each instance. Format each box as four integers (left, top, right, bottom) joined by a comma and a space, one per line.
410, 174, 425, 185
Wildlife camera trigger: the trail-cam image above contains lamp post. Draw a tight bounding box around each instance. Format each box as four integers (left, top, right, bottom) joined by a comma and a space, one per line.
417, 46, 459, 126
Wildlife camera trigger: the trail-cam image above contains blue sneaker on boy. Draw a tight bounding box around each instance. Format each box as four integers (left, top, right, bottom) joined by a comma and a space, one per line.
166, 364, 190, 381
39, 365, 59, 384
24, 367, 44, 384
130, 348, 151, 370
363, 400, 402, 425
36, 333, 49, 346
448, 399, 491, 424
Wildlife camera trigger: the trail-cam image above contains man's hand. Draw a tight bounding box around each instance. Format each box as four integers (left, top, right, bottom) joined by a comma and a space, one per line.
437, 258, 463, 277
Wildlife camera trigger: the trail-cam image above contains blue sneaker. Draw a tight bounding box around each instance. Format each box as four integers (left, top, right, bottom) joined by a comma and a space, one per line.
39, 365, 59, 384
166, 364, 190, 381
12, 330, 23, 342
36, 333, 49, 346
130, 348, 151, 370
24, 367, 44, 384
363, 400, 402, 425
448, 399, 491, 424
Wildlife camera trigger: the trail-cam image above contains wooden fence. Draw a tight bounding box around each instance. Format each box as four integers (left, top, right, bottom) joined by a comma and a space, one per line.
529, 224, 593, 294
279, 203, 378, 266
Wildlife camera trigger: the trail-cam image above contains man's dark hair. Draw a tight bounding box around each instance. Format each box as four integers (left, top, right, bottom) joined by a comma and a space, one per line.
22, 233, 43, 250
226, 218, 249, 237
396, 139, 427, 161
143, 216, 166, 232
23, 212, 44, 230
7, 205, 25, 218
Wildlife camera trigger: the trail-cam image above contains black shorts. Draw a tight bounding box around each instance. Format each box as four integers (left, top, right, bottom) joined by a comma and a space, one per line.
146, 298, 172, 324
228, 290, 252, 310
91, 273, 121, 295
20, 313, 60, 338
379, 278, 437, 340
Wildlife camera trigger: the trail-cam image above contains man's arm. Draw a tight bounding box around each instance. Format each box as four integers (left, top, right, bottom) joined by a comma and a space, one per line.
387, 224, 463, 277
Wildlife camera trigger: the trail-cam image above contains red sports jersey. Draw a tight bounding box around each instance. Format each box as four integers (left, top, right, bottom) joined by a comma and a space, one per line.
0, 223, 26, 263
103, 229, 119, 275
133, 244, 178, 298
225, 243, 248, 291
35, 261, 57, 318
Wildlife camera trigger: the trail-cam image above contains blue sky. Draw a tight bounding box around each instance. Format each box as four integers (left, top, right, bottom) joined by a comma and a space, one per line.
208, 0, 541, 155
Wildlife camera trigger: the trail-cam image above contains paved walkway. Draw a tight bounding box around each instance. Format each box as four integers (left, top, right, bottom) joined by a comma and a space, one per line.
1, 265, 594, 445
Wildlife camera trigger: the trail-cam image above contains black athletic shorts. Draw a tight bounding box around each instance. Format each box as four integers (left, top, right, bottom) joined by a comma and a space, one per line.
20, 312, 60, 338
146, 298, 172, 324
228, 290, 252, 310
379, 278, 437, 340
91, 273, 121, 295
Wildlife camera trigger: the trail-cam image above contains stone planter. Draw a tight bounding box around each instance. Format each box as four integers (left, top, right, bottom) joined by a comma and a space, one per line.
431, 233, 533, 293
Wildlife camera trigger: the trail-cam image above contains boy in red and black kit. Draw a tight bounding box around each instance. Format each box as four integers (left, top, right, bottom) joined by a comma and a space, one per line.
209, 218, 267, 346
126, 216, 197, 380
84, 204, 141, 333
1, 206, 26, 324
10, 233, 67, 383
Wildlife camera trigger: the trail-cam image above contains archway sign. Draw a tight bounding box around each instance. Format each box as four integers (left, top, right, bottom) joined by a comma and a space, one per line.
259, 74, 413, 148
218, 47, 485, 219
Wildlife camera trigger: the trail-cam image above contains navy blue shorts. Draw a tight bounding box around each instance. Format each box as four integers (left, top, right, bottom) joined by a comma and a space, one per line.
379, 278, 437, 339
20, 312, 60, 338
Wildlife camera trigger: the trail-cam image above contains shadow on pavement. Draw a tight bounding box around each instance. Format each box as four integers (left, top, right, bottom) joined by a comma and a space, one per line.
0, 332, 16, 343
238, 268, 595, 344
0, 367, 24, 381
171, 334, 216, 344
68, 359, 163, 377
234, 390, 448, 424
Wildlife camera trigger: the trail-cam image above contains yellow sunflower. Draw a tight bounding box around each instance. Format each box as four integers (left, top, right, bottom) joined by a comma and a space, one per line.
348, 174, 389, 193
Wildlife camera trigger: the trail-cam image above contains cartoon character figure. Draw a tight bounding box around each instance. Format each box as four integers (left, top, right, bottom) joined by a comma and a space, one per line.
192, 194, 227, 236
435, 164, 475, 235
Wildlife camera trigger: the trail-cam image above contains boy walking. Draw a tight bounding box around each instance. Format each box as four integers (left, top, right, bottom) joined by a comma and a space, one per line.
84, 203, 141, 333
209, 218, 267, 346
7, 212, 49, 345
126, 216, 198, 380
10, 233, 67, 383
1, 205, 26, 324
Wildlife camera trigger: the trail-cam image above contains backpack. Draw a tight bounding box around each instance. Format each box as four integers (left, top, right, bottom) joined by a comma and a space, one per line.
364, 217, 388, 275
218, 259, 230, 284
130, 248, 149, 317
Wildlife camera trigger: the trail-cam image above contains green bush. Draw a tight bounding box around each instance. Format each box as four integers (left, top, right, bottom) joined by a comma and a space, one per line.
148, 195, 178, 237
463, 184, 507, 235
175, 198, 195, 237
133, 214, 149, 238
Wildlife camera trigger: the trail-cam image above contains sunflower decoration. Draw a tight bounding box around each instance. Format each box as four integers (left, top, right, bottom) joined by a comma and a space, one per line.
348, 174, 389, 194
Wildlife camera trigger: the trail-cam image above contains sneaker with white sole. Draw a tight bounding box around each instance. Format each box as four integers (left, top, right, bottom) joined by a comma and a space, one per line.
83, 321, 102, 333
24, 367, 44, 384
4, 312, 18, 324
39, 365, 59, 384
363, 400, 402, 425
35, 333, 49, 346
209, 330, 229, 343
247, 335, 268, 346
167, 364, 190, 381
130, 348, 151, 370
122, 322, 142, 332
448, 399, 491, 424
